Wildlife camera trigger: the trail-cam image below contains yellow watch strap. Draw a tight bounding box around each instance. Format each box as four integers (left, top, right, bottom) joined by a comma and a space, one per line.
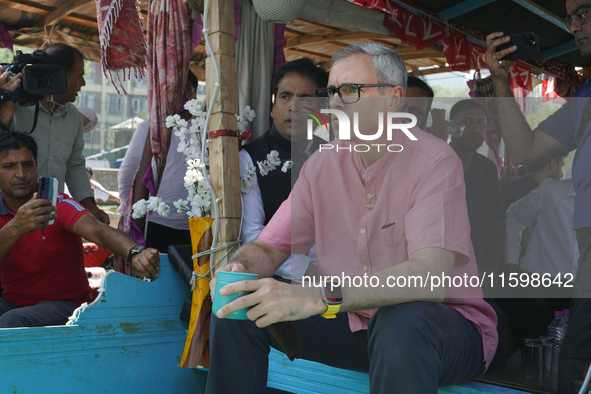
322, 303, 341, 319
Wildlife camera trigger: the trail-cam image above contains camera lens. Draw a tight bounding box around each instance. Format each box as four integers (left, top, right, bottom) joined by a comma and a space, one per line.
33, 75, 53, 89
524, 34, 536, 47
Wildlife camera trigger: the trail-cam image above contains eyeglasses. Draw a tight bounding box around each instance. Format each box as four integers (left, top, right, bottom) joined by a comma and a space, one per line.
564, 4, 591, 32
315, 83, 396, 105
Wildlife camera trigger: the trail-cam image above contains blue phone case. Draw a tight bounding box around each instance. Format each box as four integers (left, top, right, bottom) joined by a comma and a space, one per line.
37, 176, 58, 225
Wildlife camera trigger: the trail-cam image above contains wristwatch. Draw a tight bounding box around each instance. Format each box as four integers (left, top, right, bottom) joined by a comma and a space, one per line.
128, 244, 146, 262
320, 281, 344, 319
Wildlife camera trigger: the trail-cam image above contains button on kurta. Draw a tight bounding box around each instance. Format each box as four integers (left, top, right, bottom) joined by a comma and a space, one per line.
360, 229, 365, 234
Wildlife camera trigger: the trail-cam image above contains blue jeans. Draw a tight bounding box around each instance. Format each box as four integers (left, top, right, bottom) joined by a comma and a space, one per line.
0, 299, 78, 328
205, 301, 484, 394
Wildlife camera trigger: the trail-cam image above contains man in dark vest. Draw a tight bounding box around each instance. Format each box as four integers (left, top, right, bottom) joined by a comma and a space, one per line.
239, 58, 328, 281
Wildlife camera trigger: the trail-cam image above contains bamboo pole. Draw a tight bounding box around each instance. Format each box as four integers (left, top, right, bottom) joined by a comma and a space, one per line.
206, 0, 240, 272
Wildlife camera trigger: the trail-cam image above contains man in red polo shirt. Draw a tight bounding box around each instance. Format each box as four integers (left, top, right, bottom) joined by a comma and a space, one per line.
0, 130, 159, 328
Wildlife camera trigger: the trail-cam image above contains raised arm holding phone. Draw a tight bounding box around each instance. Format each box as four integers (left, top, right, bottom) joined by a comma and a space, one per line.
485, 3, 591, 390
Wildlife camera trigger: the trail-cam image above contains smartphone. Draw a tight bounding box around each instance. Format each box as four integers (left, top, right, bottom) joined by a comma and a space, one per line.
37, 176, 58, 225
496, 32, 540, 61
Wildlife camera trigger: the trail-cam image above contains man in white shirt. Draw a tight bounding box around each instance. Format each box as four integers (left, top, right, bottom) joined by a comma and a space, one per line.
503, 178, 576, 354
240, 58, 328, 281
506, 178, 579, 278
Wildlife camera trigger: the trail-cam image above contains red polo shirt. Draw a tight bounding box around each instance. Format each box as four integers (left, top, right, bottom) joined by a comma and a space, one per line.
0, 193, 92, 307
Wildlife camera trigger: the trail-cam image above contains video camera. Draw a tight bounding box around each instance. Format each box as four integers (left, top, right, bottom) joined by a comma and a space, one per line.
1, 50, 68, 106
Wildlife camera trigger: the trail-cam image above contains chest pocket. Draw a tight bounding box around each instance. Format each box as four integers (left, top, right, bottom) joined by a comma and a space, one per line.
380, 222, 405, 248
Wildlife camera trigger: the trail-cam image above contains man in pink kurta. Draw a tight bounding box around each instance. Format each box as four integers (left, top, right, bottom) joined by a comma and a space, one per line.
262, 132, 498, 358
205, 44, 498, 394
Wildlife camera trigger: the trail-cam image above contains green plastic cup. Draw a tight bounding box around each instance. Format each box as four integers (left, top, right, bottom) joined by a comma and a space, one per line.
211, 271, 259, 320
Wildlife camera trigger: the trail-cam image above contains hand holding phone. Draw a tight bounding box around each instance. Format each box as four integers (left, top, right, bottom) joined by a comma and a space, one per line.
496, 32, 540, 61
37, 176, 58, 225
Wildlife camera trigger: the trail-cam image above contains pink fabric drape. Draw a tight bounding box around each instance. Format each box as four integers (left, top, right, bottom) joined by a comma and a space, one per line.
147, 0, 192, 194
0, 23, 13, 51
191, 13, 203, 52
273, 24, 286, 81
113, 0, 191, 274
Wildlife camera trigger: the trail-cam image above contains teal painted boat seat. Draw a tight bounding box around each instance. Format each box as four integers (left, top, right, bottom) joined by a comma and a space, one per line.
267, 348, 528, 394
0, 255, 208, 394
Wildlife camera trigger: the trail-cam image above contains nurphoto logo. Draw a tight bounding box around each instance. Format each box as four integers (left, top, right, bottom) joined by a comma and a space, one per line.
304, 108, 419, 153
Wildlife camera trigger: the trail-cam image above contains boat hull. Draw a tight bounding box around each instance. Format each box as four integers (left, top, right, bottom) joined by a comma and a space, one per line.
0, 255, 207, 393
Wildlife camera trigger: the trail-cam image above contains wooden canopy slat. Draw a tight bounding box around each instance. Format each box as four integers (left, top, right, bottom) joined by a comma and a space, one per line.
285, 48, 331, 61
408, 66, 454, 76
12, 27, 100, 43
399, 51, 445, 61
429, 59, 447, 67
0, 0, 52, 14
284, 26, 449, 72
42, 0, 93, 26
290, 19, 341, 32
285, 32, 395, 49
0, 0, 98, 28
371, 38, 403, 47
284, 27, 305, 38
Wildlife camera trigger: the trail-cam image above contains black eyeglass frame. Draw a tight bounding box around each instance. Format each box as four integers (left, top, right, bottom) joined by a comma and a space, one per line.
564, 4, 591, 32
315, 83, 397, 104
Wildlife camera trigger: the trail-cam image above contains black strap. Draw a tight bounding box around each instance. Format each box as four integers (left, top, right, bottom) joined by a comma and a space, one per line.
0, 93, 39, 134
28, 103, 40, 134
0, 88, 13, 131
0, 87, 13, 103
576, 97, 591, 146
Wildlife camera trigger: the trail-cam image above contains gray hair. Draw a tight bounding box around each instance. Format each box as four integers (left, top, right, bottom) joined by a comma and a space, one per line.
330, 43, 407, 93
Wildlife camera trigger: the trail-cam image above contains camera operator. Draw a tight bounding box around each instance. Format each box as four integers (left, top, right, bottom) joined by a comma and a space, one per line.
0, 44, 109, 224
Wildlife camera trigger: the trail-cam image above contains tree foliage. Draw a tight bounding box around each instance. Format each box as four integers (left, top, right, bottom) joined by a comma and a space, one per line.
0, 46, 34, 66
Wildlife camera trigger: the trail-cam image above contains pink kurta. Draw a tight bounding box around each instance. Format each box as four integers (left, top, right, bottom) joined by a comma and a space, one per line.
260, 128, 498, 370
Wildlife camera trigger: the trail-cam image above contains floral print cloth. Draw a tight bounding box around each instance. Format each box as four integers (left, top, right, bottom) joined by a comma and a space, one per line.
96, 0, 147, 93
113, 0, 191, 274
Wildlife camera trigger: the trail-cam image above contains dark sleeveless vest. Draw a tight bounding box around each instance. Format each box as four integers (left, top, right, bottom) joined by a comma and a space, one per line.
244, 125, 325, 225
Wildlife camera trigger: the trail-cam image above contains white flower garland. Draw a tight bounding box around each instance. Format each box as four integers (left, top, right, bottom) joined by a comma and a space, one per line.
132, 101, 256, 219
240, 152, 293, 193
131, 101, 297, 213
